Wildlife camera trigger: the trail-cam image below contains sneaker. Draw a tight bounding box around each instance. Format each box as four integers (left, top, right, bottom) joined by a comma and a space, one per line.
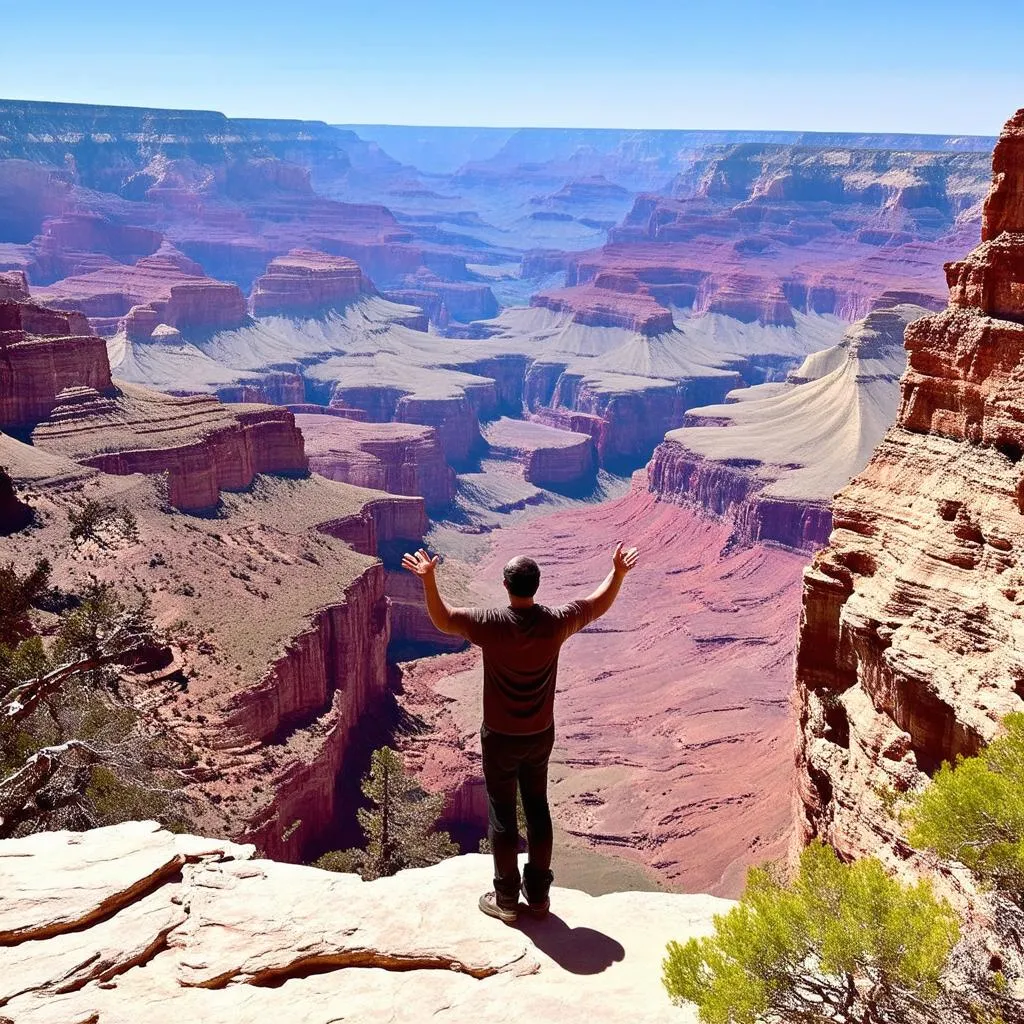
478, 891, 518, 924
520, 879, 550, 918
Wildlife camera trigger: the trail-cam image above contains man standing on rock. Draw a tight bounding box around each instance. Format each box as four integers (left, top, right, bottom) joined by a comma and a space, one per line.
402, 542, 640, 924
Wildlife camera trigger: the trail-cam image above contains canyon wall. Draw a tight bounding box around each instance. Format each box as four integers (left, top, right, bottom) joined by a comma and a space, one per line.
647, 306, 924, 550
232, 565, 390, 860
794, 110, 1024, 876
483, 416, 597, 490
532, 144, 989, 337
0, 275, 431, 867
0, 280, 112, 428
298, 412, 455, 512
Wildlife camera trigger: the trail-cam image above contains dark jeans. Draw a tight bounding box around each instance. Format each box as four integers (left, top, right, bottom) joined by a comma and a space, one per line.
480, 722, 555, 907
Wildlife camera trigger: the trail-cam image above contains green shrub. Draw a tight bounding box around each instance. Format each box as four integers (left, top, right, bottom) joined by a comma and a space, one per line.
68, 500, 138, 547
908, 712, 1024, 903
663, 842, 959, 1024
314, 848, 364, 874
350, 746, 458, 880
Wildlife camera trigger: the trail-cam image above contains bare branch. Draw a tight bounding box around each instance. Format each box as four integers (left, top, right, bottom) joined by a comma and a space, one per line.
0, 740, 104, 838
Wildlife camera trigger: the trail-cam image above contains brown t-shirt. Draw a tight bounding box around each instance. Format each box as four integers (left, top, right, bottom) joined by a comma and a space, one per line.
448, 601, 596, 735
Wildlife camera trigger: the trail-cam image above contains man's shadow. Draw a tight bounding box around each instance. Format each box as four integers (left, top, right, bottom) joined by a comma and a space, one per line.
514, 911, 625, 975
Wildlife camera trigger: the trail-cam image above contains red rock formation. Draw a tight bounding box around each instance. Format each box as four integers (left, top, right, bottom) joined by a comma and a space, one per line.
250, 250, 371, 317
297, 413, 455, 511
483, 417, 596, 490
533, 281, 675, 335
230, 565, 390, 860
26, 378, 307, 512
793, 109, 1024, 880
164, 280, 248, 333
31, 242, 248, 336
393, 395, 485, 468
0, 295, 112, 428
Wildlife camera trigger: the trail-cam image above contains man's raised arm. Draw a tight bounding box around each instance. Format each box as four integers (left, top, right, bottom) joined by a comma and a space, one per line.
579, 542, 640, 621
401, 548, 459, 634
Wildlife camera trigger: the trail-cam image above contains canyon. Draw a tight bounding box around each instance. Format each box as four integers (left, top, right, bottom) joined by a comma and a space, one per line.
0, 280, 429, 865
1, 96, 1014, 909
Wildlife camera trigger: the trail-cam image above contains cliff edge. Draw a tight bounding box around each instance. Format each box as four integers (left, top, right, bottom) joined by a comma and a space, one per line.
794, 109, 1024, 875
0, 822, 728, 1024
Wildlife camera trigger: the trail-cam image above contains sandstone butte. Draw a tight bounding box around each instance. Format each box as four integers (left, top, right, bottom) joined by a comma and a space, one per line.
794, 108, 1024, 901
0, 280, 451, 865
0, 822, 730, 1024
648, 303, 929, 551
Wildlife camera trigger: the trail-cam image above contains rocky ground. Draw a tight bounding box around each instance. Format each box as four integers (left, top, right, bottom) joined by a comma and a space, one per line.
0, 822, 730, 1024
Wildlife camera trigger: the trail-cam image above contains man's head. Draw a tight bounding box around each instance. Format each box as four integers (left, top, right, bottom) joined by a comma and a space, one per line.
503, 556, 540, 599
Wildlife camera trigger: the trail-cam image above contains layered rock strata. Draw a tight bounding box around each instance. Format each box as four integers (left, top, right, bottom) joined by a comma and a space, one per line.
0, 429, 422, 864
297, 412, 455, 511
0, 822, 730, 1024
31, 384, 308, 512
794, 110, 1024, 879
483, 416, 597, 490
532, 144, 990, 335
648, 305, 927, 550
250, 250, 371, 316
0, 294, 111, 428
0, 278, 431, 861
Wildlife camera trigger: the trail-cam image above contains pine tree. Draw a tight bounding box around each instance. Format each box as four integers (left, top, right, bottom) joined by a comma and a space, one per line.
317, 746, 458, 880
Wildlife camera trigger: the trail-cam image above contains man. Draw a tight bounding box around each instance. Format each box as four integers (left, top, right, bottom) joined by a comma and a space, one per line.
401, 542, 640, 924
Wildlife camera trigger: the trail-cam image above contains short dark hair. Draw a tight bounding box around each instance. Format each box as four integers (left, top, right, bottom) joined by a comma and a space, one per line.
503, 556, 540, 598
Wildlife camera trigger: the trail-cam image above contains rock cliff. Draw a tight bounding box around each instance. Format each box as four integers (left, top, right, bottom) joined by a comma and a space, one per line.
0, 290, 112, 428
648, 305, 927, 550
794, 110, 1024, 875
250, 250, 371, 316
0, 276, 432, 863
0, 822, 729, 1024
298, 412, 455, 511
31, 384, 308, 512
483, 416, 597, 490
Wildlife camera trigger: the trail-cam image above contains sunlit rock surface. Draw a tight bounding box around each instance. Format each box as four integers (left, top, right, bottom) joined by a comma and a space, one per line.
0, 822, 729, 1024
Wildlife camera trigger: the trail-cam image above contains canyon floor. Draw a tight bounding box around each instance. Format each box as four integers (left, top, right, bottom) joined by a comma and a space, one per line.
399, 479, 807, 898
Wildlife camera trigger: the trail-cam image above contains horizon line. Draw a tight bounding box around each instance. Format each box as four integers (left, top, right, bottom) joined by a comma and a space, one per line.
0, 95, 1002, 141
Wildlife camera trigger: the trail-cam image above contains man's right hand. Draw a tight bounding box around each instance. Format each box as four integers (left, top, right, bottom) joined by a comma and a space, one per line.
402, 548, 440, 577
612, 542, 640, 576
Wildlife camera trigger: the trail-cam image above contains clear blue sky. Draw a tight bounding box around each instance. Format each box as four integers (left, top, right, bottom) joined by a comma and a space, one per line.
1, 0, 1022, 133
